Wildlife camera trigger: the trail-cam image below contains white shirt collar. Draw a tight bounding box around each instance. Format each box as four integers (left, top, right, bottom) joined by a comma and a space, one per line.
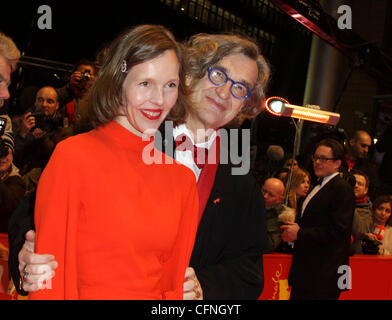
172, 124, 217, 181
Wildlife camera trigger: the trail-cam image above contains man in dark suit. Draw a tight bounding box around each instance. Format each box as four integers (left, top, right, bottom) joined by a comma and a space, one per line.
11, 33, 270, 300
281, 138, 355, 300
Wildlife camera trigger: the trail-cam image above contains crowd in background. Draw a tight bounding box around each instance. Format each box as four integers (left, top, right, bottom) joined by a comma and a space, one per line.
256, 129, 392, 257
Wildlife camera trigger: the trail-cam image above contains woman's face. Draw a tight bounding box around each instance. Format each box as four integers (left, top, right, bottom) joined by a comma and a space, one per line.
120, 49, 180, 135
374, 202, 392, 225
295, 175, 310, 198
0, 147, 12, 172
188, 52, 258, 130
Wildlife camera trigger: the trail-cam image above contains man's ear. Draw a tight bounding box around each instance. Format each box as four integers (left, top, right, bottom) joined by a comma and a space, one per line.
336, 159, 342, 171
349, 138, 355, 147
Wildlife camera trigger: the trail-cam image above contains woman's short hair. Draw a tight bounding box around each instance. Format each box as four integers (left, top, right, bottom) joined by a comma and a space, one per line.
89, 25, 189, 128
185, 33, 270, 119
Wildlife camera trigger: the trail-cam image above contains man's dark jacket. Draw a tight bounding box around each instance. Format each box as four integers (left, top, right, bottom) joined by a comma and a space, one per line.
157, 124, 268, 299
288, 175, 355, 300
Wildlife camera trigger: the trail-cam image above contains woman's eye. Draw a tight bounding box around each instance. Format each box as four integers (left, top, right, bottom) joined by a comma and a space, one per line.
139, 81, 149, 87
167, 82, 178, 88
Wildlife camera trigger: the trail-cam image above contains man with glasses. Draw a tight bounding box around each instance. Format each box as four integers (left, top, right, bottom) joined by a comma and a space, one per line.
281, 138, 355, 300
13, 33, 271, 300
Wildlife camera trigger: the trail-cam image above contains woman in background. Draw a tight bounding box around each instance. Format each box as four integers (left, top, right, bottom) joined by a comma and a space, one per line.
364, 195, 392, 255
286, 168, 311, 212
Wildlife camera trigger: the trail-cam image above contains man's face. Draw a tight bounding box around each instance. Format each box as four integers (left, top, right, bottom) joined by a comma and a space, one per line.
187, 52, 258, 130
34, 87, 59, 116
284, 159, 298, 170
312, 145, 341, 178
353, 174, 368, 199
0, 55, 11, 108
262, 179, 285, 208
0, 147, 12, 172
350, 133, 371, 159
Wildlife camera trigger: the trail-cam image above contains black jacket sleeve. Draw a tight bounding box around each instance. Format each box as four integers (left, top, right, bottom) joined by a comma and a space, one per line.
8, 191, 36, 296
192, 175, 268, 300
0, 176, 26, 233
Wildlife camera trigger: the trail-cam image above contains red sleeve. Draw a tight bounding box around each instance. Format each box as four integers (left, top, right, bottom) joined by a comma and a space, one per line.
29, 141, 80, 300
161, 169, 198, 300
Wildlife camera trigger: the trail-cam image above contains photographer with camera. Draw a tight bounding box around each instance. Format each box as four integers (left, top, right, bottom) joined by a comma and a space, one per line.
56, 60, 96, 134
13, 86, 72, 188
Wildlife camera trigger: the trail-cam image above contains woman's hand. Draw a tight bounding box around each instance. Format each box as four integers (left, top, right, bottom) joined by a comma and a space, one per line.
183, 267, 203, 300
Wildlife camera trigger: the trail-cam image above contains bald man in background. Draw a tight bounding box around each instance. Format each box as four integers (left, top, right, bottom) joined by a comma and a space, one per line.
262, 178, 286, 252
343, 130, 380, 200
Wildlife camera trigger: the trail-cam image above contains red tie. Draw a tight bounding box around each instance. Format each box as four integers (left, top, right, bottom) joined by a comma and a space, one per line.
175, 134, 209, 169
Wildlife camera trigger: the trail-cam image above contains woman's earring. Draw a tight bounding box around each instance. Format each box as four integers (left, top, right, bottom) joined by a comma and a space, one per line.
121, 60, 127, 73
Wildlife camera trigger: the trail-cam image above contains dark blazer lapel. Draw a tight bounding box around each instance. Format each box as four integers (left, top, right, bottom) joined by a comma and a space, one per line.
301, 174, 340, 220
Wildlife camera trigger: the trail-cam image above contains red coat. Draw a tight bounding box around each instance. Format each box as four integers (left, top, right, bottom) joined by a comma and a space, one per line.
30, 121, 198, 299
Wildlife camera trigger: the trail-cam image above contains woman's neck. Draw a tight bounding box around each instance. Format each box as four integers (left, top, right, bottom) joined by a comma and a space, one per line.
114, 116, 155, 138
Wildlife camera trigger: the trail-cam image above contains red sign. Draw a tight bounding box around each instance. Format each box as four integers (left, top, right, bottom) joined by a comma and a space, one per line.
259, 253, 392, 300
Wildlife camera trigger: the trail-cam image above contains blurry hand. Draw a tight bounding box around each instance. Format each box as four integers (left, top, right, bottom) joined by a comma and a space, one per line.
20, 112, 35, 138
365, 233, 378, 241
19, 230, 58, 292
281, 222, 300, 242
69, 71, 82, 90
183, 267, 203, 300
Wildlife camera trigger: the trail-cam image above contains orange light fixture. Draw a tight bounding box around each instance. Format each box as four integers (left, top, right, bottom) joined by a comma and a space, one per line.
264, 96, 340, 126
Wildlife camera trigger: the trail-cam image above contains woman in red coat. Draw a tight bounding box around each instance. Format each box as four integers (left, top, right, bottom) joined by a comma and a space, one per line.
29, 25, 198, 300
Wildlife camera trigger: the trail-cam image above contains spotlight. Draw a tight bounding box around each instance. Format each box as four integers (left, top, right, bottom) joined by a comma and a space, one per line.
264, 96, 340, 126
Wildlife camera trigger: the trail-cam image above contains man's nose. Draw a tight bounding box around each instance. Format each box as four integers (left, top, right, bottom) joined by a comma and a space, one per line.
42, 100, 51, 108
0, 85, 10, 101
216, 82, 231, 100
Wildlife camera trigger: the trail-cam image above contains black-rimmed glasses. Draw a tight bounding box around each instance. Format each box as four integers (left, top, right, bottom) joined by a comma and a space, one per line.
207, 67, 252, 100
312, 155, 337, 163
